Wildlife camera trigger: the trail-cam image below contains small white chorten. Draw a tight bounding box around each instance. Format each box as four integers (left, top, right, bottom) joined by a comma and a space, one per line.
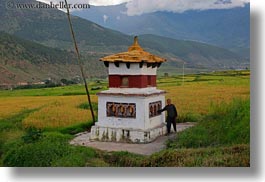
90, 36, 167, 143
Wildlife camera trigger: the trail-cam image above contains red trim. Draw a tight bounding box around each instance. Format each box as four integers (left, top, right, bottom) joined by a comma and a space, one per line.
109, 75, 121, 88
150, 75, 156, 86
97, 91, 166, 97
109, 75, 156, 88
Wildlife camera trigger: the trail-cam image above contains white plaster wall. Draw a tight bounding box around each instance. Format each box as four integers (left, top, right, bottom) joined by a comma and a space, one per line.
96, 94, 165, 130
109, 63, 157, 75
143, 95, 166, 130
97, 95, 145, 129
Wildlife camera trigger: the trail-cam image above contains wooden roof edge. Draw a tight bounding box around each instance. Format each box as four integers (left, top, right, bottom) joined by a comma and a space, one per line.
99, 58, 166, 63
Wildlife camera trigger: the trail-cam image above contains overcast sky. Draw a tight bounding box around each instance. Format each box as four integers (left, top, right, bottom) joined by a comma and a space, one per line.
37, 0, 250, 15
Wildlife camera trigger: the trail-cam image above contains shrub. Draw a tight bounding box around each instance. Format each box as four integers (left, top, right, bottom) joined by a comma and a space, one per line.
22, 127, 43, 143
167, 98, 250, 149
51, 147, 96, 167
78, 102, 98, 111
2, 132, 98, 167
102, 151, 145, 167
145, 144, 250, 167
3, 132, 71, 167
101, 145, 249, 167
59, 122, 93, 135
176, 112, 201, 123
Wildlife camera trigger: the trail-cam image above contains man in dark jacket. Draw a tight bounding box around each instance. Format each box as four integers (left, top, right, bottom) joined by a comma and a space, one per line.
158, 99, 178, 135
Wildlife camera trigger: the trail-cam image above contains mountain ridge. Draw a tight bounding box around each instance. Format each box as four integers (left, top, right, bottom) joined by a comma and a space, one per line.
73, 3, 250, 58
0, 0, 249, 85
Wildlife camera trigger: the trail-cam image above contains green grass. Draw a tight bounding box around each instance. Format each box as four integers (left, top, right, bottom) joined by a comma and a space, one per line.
0, 83, 107, 97
78, 102, 98, 111
0, 71, 250, 167
0, 70, 249, 97
1, 129, 106, 167
157, 70, 250, 87
59, 122, 94, 135
102, 144, 249, 167
0, 109, 39, 165
167, 98, 250, 149
1, 98, 250, 167
0, 108, 38, 135
2, 131, 99, 167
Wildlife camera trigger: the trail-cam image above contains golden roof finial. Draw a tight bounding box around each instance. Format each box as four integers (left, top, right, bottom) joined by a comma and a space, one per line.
134, 36, 139, 45
99, 36, 166, 63
128, 36, 143, 52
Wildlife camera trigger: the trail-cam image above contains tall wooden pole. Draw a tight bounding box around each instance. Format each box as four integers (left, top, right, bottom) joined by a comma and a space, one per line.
64, 0, 96, 124
182, 62, 185, 85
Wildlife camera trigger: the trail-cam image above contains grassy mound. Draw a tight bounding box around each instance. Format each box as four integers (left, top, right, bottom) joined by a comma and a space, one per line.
102, 144, 249, 167
167, 98, 250, 149
2, 132, 98, 167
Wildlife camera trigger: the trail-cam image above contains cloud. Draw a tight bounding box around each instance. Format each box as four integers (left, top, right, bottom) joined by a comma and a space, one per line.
125, 0, 250, 16
37, 0, 249, 15
37, 0, 131, 12
88, 0, 131, 6
37, 0, 131, 7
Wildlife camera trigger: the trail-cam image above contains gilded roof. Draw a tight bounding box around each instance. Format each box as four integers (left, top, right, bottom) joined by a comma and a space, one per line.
100, 36, 166, 63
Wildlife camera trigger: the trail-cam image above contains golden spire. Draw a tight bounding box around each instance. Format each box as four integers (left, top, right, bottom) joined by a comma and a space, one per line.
99, 36, 166, 63
128, 36, 143, 52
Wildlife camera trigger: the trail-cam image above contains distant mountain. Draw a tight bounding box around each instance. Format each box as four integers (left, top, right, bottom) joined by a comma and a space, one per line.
0, 0, 133, 53
0, 0, 248, 84
73, 3, 250, 58
0, 32, 106, 84
138, 34, 244, 69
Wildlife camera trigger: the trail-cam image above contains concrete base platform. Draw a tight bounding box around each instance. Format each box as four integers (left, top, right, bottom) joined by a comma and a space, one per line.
90, 123, 167, 143
70, 122, 195, 155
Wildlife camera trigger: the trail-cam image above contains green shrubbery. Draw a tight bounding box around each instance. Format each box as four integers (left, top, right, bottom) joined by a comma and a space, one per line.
102, 151, 145, 167
176, 112, 201, 123
167, 98, 250, 149
2, 132, 97, 167
78, 102, 98, 111
22, 127, 43, 143
102, 145, 249, 167
59, 122, 94, 135
148, 144, 249, 167
0, 109, 36, 132
1, 98, 250, 167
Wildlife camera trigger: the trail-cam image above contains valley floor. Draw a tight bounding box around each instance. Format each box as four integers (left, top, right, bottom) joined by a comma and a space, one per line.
0, 70, 250, 167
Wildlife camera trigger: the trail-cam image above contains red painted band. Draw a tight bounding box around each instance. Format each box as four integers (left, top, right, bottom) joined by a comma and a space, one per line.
109, 75, 156, 88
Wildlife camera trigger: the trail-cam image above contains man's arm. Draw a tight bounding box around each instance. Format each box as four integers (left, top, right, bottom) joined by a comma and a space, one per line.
158, 105, 167, 113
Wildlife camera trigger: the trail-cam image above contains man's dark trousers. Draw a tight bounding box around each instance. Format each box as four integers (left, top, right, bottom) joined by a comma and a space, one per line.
166, 116, 176, 133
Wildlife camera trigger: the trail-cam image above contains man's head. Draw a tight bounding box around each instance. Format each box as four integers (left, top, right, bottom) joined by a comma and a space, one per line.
167, 99, 171, 105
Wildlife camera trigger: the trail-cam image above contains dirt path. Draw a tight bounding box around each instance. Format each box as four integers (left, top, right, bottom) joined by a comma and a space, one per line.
70, 122, 195, 155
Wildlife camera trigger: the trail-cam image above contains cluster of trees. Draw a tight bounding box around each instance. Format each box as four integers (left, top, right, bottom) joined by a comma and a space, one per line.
14, 77, 81, 90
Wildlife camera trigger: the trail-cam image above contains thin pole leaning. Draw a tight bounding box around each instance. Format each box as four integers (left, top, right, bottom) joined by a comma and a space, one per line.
182, 62, 185, 85
64, 0, 96, 124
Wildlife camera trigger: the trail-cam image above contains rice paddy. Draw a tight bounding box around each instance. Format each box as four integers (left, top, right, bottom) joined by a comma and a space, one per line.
0, 70, 250, 167
0, 70, 250, 130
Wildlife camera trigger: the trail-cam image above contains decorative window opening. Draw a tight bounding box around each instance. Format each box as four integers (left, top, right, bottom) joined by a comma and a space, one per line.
106, 102, 136, 118
149, 101, 162, 118
121, 76, 129, 87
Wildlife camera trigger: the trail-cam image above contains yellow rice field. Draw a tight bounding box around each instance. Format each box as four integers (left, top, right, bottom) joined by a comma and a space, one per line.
0, 95, 97, 129
0, 72, 250, 129
0, 96, 54, 120
162, 84, 249, 115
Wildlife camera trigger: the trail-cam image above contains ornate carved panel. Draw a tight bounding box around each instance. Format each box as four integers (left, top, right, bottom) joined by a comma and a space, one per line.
149, 101, 162, 118
106, 102, 136, 118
